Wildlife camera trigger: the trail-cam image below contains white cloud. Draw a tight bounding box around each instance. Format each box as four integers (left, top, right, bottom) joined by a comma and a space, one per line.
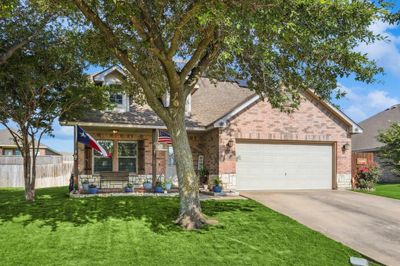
338, 84, 399, 122
357, 20, 400, 77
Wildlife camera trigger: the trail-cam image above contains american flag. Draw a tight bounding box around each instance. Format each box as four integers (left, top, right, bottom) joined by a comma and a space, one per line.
158, 130, 172, 144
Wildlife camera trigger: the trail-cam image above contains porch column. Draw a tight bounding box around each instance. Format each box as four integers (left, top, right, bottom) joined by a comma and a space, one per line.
152, 129, 157, 186
112, 140, 118, 172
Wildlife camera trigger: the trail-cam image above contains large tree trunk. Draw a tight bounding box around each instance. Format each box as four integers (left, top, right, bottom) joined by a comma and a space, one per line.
167, 117, 216, 229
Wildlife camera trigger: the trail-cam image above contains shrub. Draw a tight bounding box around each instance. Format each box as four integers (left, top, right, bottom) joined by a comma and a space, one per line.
355, 164, 381, 190
126, 183, 133, 188
213, 177, 222, 187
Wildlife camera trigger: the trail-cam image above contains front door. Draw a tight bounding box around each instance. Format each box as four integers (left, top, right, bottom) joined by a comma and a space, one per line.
165, 146, 177, 181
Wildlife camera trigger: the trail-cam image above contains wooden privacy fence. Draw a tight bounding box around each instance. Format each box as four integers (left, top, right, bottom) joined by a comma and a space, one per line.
0, 155, 73, 188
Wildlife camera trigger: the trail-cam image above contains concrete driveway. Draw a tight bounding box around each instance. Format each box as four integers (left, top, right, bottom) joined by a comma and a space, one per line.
241, 190, 400, 266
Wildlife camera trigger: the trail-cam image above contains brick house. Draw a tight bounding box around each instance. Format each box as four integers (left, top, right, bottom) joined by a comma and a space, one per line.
60, 66, 362, 190
0, 129, 61, 156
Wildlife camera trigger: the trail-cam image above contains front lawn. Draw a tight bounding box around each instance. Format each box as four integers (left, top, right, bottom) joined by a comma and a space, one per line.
356, 183, 400, 200
0, 187, 366, 265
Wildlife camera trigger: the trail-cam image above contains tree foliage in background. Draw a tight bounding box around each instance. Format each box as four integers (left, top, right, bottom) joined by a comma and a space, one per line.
40, 0, 391, 228
377, 123, 400, 176
0, 1, 110, 201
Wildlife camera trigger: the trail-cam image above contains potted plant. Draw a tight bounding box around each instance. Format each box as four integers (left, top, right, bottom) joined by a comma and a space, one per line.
213, 177, 223, 193
81, 179, 90, 191
124, 183, 134, 193
154, 179, 164, 193
143, 179, 152, 190
164, 178, 173, 191
88, 183, 98, 194
198, 167, 209, 189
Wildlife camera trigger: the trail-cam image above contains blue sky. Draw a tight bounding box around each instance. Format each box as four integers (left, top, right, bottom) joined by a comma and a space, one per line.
2, 16, 400, 153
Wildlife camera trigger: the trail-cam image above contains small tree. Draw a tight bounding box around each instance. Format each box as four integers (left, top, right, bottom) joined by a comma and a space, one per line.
47, 0, 390, 228
377, 122, 400, 176
0, 4, 109, 201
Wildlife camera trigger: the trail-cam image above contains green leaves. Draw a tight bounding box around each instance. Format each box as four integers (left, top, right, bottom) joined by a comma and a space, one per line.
377, 123, 400, 176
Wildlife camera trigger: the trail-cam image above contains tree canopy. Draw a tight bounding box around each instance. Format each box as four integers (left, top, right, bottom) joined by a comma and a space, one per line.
0, 0, 110, 200
37, 0, 394, 228
377, 123, 400, 176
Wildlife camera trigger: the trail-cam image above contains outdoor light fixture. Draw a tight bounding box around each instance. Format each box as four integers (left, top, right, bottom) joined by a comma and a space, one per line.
112, 129, 119, 134
342, 143, 350, 151
227, 139, 234, 148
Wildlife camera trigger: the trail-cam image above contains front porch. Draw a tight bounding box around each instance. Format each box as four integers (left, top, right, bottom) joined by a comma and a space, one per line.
73, 126, 225, 194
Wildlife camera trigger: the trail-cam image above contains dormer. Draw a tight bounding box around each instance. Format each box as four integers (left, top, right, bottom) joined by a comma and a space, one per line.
92, 66, 130, 113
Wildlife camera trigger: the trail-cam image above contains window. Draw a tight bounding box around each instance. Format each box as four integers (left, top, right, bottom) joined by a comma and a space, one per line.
93, 140, 113, 172
198, 155, 204, 170
15, 149, 21, 156
109, 93, 123, 105
3, 149, 14, 156
118, 141, 137, 172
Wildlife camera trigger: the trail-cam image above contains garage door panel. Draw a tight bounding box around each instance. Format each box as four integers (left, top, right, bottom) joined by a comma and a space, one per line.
236, 143, 332, 190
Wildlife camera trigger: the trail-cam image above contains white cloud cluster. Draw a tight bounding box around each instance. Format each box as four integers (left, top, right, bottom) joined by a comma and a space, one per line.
357, 20, 400, 76
339, 84, 399, 122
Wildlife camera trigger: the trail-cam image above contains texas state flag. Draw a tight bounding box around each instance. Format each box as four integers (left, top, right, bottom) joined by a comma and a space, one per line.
77, 126, 111, 158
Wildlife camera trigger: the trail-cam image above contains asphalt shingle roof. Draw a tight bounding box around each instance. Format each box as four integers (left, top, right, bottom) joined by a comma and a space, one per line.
74, 77, 255, 128
352, 104, 400, 152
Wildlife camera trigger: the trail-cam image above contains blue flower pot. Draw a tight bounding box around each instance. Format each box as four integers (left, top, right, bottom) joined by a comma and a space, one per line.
154, 186, 164, 193
88, 187, 98, 194
143, 182, 152, 190
124, 187, 133, 193
165, 183, 172, 191
213, 186, 222, 193
82, 183, 89, 191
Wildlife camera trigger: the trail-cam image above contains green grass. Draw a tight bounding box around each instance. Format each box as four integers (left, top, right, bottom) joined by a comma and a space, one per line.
356, 183, 400, 200
0, 187, 366, 266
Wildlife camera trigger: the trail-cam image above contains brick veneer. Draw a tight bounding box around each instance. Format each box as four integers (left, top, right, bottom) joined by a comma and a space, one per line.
76, 92, 353, 189
217, 93, 352, 188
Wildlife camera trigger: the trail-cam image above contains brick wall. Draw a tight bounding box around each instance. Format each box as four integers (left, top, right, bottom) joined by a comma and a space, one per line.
218, 93, 352, 188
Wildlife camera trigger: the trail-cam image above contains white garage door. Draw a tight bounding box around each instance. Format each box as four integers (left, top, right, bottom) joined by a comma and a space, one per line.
236, 142, 332, 190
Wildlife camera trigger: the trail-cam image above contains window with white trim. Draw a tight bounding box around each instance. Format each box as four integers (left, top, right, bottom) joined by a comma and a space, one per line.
118, 141, 137, 173
93, 140, 113, 172
109, 93, 123, 105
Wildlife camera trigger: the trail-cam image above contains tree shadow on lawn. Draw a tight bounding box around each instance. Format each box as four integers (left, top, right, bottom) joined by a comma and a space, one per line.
0, 187, 257, 233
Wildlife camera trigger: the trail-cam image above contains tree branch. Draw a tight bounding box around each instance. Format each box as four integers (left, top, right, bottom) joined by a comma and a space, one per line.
184, 34, 223, 96
0, 36, 33, 65
167, 1, 203, 58
73, 0, 171, 123
180, 27, 215, 83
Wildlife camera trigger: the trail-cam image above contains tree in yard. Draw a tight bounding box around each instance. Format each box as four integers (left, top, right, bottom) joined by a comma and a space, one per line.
0, 0, 54, 65
0, 3, 110, 201
52, 0, 389, 228
377, 123, 400, 176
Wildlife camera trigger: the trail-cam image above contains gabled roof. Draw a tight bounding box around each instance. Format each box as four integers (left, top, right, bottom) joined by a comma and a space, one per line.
352, 104, 400, 152
61, 66, 361, 133
212, 90, 363, 134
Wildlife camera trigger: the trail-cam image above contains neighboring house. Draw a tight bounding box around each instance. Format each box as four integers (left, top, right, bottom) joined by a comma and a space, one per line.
60, 66, 362, 190
0, 129, 73, 188
352, 105, 400, 183
0, 129, 61, 156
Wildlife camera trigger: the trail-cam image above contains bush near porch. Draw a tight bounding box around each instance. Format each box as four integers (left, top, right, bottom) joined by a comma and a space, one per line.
0, 187, 369, 265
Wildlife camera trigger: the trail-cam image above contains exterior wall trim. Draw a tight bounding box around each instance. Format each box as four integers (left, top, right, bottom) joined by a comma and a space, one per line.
60, 121, 207, 131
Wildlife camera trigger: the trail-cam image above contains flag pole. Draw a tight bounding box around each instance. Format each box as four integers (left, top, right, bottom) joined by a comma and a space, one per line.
74, 125, 78, 190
